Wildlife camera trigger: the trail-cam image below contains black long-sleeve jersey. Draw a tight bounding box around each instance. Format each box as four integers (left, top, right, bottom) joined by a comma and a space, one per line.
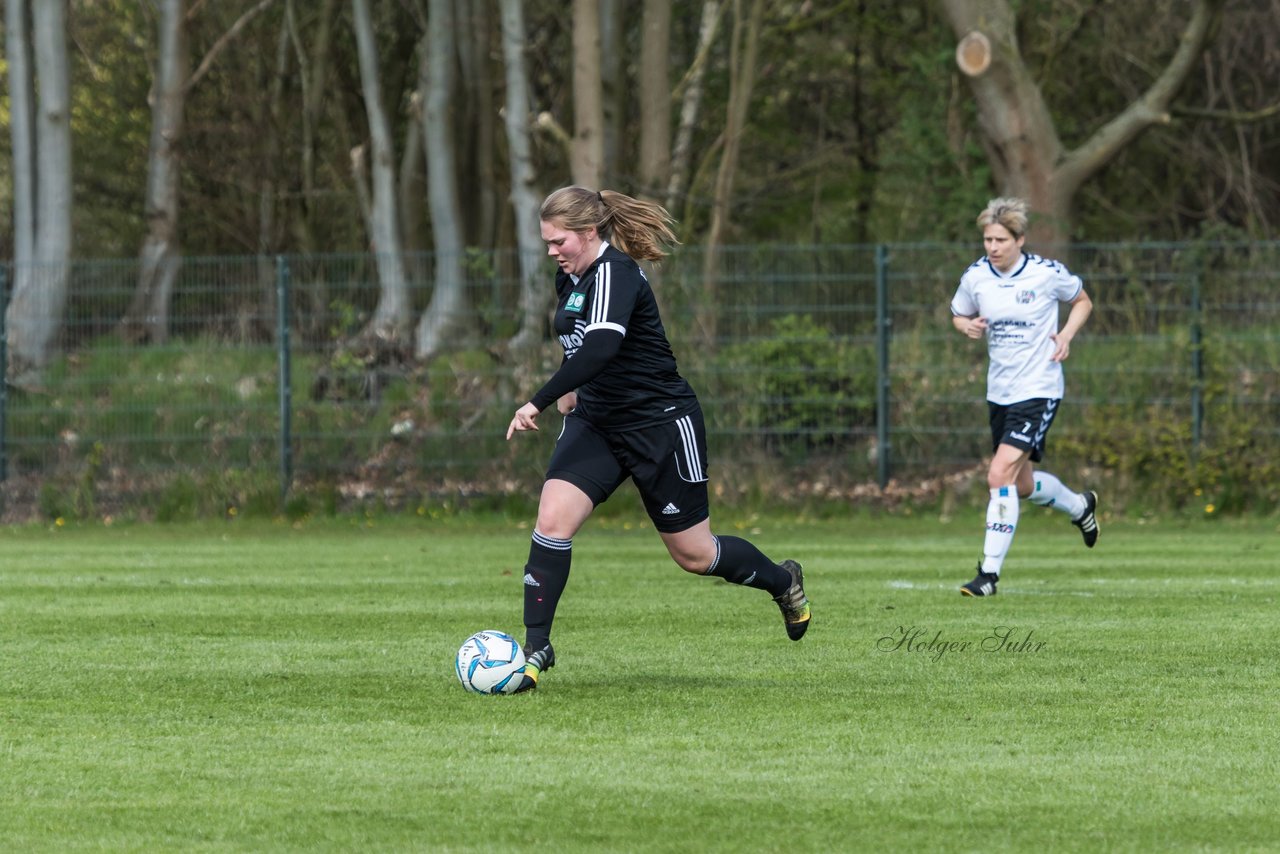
530, 243, 698, 431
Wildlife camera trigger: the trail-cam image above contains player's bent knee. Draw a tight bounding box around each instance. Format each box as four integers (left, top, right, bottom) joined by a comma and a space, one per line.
667, 548, 713, 574
677, 558, 709, 574
987, 470, 1020, 491
533, 510, 567, 538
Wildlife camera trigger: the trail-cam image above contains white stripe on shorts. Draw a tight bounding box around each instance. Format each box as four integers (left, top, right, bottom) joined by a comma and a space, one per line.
675, 415, 708, 483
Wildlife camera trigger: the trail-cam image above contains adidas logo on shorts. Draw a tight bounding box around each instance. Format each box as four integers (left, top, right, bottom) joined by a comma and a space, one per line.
523, 573, 540, 587
661, 502, 680, 515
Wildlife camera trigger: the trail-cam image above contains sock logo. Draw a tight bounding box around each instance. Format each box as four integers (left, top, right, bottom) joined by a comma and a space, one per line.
523, 573, 540, 587
744, 571, 757, 585
661, 502, 680, 515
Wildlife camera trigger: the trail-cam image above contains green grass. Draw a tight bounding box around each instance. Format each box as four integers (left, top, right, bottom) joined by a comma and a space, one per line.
2, 513, 1278, 851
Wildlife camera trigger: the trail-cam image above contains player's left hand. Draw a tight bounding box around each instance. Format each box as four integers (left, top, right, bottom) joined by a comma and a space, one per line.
1050, 332, 1072, 362
506, 402, 541, 440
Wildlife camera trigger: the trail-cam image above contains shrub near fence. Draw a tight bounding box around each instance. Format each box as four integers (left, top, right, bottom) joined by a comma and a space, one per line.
2, 242, 1277, 521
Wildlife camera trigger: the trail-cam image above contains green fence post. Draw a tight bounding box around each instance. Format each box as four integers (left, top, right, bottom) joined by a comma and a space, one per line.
277, 256, 293, 506
1190, 272, 1203, 450
875, 243, 891, 487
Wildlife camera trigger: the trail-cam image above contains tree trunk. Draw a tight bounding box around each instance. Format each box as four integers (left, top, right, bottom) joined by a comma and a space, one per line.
352, 0, 412, 343
599, 0, 624, 183
33, 0, 75, 270
570, 0, 604, 187
5, 0, 35, 268
638, 0, 672, 200
7, 0, 74, 381
941, 0, 1226, 245
699, 0, 764, 349
120, 0, 189, 345
399, 91, 428, 287
499, 0, 547, 368
666, 0, 722, 212
414, 0, 473, 361
286, 0, 340, 260
293, 0, 340, 339
114, 0, 279, 344
458, 2, 497, 247
255, 15, 295, 340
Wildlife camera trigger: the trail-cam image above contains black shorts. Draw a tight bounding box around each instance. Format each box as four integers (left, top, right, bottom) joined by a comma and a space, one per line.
545, 409, 711, 534
988, 398, 1061, 463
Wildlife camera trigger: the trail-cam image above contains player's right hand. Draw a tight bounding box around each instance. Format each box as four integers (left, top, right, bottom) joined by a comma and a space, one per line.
506, 402, 541, 440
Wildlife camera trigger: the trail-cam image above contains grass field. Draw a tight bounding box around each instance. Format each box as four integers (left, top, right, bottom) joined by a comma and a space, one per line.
2, 511, 1278, 851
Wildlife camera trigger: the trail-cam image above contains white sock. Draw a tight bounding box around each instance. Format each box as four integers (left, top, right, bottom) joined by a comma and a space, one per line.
981, 486, 1019, 576
1029, 471, 1087, 518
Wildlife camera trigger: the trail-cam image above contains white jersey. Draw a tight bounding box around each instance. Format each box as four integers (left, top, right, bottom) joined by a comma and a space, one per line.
950, 252, 1083, 405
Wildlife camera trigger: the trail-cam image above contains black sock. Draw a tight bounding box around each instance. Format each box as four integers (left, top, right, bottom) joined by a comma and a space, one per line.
706, 535, 789, 597
523, 530, 572, 651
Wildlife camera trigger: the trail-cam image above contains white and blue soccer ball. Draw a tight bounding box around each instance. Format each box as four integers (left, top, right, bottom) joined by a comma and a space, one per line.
455, 630, 526, 695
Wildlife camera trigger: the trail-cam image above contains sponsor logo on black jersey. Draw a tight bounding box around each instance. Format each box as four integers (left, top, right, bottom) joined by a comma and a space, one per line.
559, 325, 585, 357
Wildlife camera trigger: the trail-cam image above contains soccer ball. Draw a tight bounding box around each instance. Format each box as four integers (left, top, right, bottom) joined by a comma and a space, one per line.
455, 630, 527, 695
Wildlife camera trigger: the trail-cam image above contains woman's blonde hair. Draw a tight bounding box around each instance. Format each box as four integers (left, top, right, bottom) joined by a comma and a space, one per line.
976, 197, 1029, 238
540, 186, 679, 262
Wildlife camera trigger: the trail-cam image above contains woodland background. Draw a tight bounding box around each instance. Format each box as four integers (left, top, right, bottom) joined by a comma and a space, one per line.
3, 1, 1278, 363
0, 0, 1277, 518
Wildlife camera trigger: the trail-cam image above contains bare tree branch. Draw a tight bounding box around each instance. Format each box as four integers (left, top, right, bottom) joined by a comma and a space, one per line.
185, 0, 278, 93
1059, 0, 1226, 190
1172, 103, 1280, 123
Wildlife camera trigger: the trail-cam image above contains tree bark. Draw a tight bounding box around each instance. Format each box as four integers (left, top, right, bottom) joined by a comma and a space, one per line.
599, 0, 624, 183
699, 0, 764, 349
32, 0, 74, 275
638, 0, 672, 200
6, 0, 74, 380
499, 0, 547, 367
570, 0, 604, 187
116, 0, 279, 344
666, 0, 723, 212
941, 0, 1227, 245
255, 15, 295, 339
5, 0, 35, 268
399, 91, 426, 256
120, 0, 189, 345
458, 2, 497, 247
285, 0, 341, 259
352, 0, 413, 342
414, 0, 473, 360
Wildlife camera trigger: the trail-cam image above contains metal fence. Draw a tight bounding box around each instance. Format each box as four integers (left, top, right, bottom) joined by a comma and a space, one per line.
2, 241, 1277, 518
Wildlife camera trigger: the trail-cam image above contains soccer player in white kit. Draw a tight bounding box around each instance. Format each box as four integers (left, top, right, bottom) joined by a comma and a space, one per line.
950, 198, 1099, 596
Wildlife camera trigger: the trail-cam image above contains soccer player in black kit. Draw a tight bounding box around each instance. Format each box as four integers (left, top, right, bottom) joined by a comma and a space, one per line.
505, 186, 810, 692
